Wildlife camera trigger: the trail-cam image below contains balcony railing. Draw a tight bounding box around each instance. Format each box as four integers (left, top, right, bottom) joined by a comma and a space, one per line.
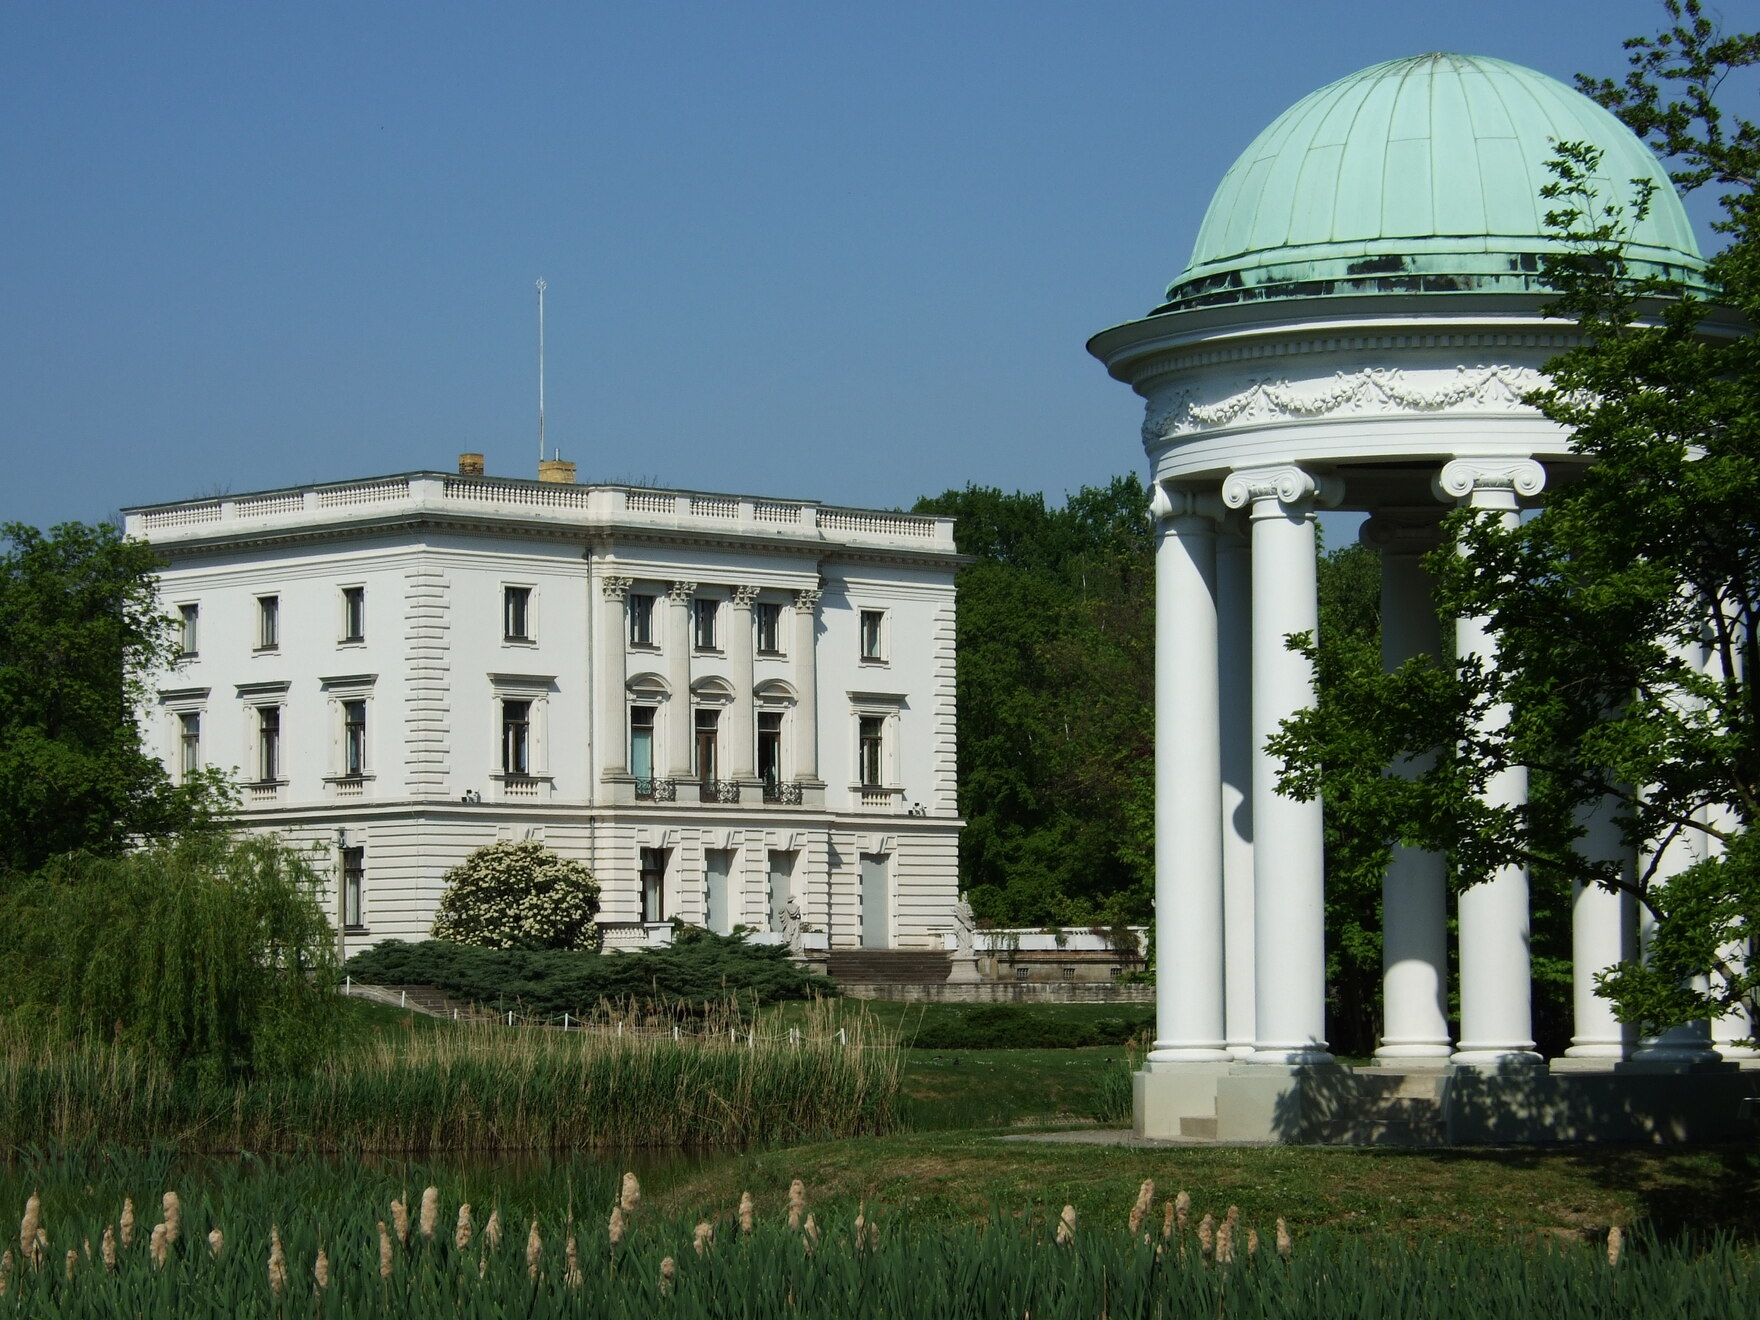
635, 777, 677, 802
859, 785, 901, 809
245, 780, 285, 805
699, 779, 741, 804
763, 778, 805, 806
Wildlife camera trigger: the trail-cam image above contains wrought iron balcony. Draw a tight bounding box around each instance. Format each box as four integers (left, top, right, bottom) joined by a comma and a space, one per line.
699, 778, 741, 804
634, 777, 677, 802
763, 777, 805, 805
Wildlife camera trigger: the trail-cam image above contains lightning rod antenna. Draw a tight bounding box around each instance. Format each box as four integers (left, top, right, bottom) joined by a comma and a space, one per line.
535, 277, 547, 464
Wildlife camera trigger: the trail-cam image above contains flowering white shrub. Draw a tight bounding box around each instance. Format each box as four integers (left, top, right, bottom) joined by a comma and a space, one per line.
431, 841, 602, 951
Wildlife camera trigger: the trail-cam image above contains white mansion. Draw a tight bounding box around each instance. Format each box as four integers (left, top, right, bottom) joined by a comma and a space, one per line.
125, 456, 962, 955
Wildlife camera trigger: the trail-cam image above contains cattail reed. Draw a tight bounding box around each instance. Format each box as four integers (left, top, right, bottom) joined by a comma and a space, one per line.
82, 1237, 90, 1261
1056, 1205, 1077, 1247
378, 1222, 393, 1279
619, 1172, 641, 1215
102, 1225, 117, 1270
1607, 1225, 1623, 1267
161, 1191, 181, 1246
19, 1193, 39, 1262
120, 1198, 135, 1249
659, 1254, 675, 1296
565, 1233, 582, 1287
1129, 1180, 1154, 1237
694, 1221, 713, 1256
1216, 1218, 1234, 1264
788, 1179, 806, 1232
64, 1248, 75, 1281
149, 1223, 168, 1269
419, 1186, 439, 1240
391, 1194, 409, 1245
609, 1204, 626, 1249
1175, 1190, 1190, 1235
1248, 1228, 1260, 1257
803, 1214, 819, 1256
739, 1191, 754, 1235
1275, 1218, 1292, 1261
268, 1226, 287, 1297
526, 1219, 542, 1279
455, 1204, 473, 1251
315, 1246, 330, 1289
1198, 1213, 1215, 1260
1161, 1200, 1175, 1242
485, 1209, 502, 1252
207, 1227, 222, 1258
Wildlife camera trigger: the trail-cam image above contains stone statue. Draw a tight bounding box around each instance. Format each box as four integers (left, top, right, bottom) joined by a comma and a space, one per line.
952, 896, 976, 959
781, 895, 805, 955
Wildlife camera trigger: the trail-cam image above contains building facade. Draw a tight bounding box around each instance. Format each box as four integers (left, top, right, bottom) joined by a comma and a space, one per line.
125, 460, 962, 955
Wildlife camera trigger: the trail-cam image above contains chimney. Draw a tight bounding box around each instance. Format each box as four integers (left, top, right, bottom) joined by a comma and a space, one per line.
458, 452, 485, 476
538, 457, 577, 484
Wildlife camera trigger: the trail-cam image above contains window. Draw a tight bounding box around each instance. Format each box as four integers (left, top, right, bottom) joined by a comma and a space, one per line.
1061, 965, 1077, 981
628, 594, 656, 647
694, 708, 719, 781
504, 586, 532, 641
640, 847, 667, 924
757, 711, 783, 787
341, 587, 366, 642
257, 706, 282, 781
630, 705, 656, 783
1015, 965, 1032, 981
859, 715, 885, 787
257, 596, 280, 650
342, 699, 367, 775
859, 609, 885, 661
178, 711, 201, 782
178, 605, 199, 657
342, 846, 365, 929
693, 597, 718, 650
756, 602, 783, 654
501, 699, 531, 776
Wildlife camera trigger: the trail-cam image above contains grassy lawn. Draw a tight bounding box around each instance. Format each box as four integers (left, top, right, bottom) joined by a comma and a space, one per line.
901, 1046, 1127, 1128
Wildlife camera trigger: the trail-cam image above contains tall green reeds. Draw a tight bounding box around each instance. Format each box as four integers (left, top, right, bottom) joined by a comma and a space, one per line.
0, 1000, 899, 1152
0, 1155, 1747, 1319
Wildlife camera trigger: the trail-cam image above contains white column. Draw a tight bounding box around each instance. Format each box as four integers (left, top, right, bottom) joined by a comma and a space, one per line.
1222, 465, 1340, 1065
1564, 796, 1637, 1058
665, 581, 697, 779
1361, 515, 1453, 1063
598, 575, 633, 776
1632, 828, 1721, 1064
1435, 458, 1546, 1066
792, 585, 823, 784
1217, 524, 1256, 1058
1699, 628, 1755, 1059
1146, 483, 1230, 1062
728, 585, 760, 786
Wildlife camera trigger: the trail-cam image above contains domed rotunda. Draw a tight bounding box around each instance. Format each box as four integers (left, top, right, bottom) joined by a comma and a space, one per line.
1089, 54, 1746, 1143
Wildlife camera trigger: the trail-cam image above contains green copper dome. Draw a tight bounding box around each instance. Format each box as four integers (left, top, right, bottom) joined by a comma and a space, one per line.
1159, 53, 1703, 312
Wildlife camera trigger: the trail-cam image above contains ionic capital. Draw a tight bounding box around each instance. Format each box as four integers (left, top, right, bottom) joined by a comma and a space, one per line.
1148, 481, 1224, 525
667, 580, 698, 602
730, 585, 762, 609
1360, 510, 1447, 555
600, 574, 634, 601
1221, 465, 1344, 516
1433, 457, 1546, 506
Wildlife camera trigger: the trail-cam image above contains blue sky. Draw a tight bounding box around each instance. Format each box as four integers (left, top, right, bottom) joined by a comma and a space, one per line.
0, 1, 1732, 527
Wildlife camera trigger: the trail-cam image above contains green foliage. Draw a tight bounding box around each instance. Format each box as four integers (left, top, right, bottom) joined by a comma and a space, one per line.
0, 833, 342, 1084
345, 928, 834, 1015
430, 840, 602, 951
906, 1003, 1151, 1051
913, 478, 1154, 926
0, 520, 230, 880
1273, 3, 1760, 1036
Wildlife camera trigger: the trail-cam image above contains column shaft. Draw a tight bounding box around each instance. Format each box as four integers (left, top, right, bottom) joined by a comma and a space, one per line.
665, 582, 696, 778
1565, 797, 1637, 1057
598, 576, 632, 777
728, 587, 759, 783
1370, 529, 1452, 1061
1148, 490, 1229, 1061
1216, 529, 1256, 1058
792, 586, 822, 783
1224, 466, 1335, 1065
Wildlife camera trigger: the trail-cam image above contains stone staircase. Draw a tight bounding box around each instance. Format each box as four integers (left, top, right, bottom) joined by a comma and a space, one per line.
825, 950, 953, 985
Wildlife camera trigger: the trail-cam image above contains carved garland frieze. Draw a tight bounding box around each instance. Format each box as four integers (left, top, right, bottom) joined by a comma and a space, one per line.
1144, 364, 1547, 443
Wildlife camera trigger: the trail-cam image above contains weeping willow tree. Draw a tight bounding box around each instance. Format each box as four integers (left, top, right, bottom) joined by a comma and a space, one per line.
0, 834, 342, 1084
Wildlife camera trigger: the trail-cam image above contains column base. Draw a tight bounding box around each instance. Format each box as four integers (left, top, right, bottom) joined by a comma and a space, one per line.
1372, 1042, 1453, 1064
1562, 1042, 1632, 1059
1450, 1048, 1544, 1068
1145, 1046, 1234, 1064
1240, 1045, 1335, 1065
